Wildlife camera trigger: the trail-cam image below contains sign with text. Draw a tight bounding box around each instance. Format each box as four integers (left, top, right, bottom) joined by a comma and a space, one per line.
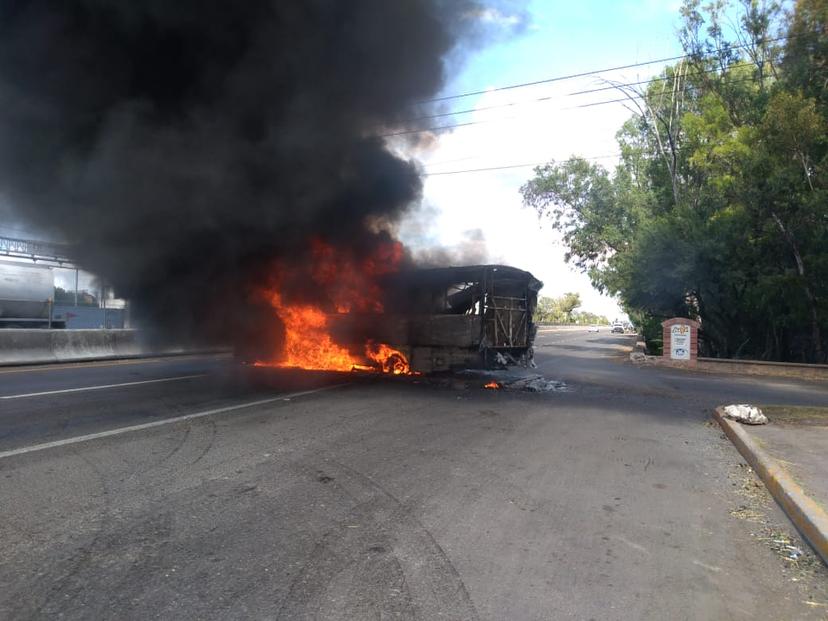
670, 324, 691, 360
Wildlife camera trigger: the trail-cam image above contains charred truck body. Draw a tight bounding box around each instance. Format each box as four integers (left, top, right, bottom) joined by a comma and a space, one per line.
372, 264, 542, 372
243, 264, 543, 374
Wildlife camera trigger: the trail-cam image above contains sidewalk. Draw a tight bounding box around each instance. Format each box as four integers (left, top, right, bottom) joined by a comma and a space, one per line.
715, 406, 828, 566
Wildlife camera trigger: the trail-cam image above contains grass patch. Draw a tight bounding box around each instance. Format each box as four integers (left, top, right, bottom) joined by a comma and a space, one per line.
760, 405, 828, 426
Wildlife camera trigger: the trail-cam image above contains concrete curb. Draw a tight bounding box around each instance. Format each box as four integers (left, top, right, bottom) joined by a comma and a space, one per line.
713, 406, 828, 566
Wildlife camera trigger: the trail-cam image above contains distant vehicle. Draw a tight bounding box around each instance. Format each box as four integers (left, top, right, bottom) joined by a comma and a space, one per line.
611, 323, 624, 334
0, 260, 64, 328
587, 325, 600, 333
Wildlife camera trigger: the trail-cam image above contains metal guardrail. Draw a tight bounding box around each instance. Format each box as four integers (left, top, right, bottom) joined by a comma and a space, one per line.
0, 235, 75, 266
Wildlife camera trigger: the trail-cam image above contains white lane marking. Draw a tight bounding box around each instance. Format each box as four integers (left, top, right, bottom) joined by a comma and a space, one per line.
0, 384, 345, 460
692, 559, 721, 573
0, 352, 231, 375
0, 374, 208, 400
613, 535, 650, 555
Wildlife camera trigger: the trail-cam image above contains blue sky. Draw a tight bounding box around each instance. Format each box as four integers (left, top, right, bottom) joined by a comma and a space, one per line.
449, 0, 684, 99
398, 0, 688, 319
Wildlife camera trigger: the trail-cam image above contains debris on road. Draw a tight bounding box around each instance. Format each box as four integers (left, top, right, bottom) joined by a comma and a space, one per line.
477, 373, 567, 392
723, 404, 768, 425
727, 462, 827, 586
785, 545, 804, 561
629, 351, 658, 364
501, 375, 567, 392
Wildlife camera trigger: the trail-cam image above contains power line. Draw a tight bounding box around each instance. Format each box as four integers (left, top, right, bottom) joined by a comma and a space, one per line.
383, 116, 518, 137
421, 34, 792, 104
401, 64, 732, 126
423, 153, 620, 176
424, 162, 539, 175
385, 73, 764, 138
383, 93, 647, 137
422, 119, 736, 176
423, 54, 688, 104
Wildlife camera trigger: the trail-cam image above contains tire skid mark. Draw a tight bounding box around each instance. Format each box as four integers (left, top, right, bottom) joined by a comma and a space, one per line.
189, 417, 218, 465
332, 460, 480, 620
335, 461, 479, 620
118, 423, 193, 485
152, 423, 192, 467
276, 459, 479, 621
21, 450, 179, 618
26, 450, 114, 618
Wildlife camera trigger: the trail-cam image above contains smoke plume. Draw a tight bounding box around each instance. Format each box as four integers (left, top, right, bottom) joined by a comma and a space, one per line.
0, 1, 525, 342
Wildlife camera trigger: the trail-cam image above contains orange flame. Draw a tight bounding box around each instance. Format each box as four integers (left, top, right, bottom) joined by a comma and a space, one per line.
256, 240, 414, 375
366, 341, 410, 375
484, 381, 501, 389
267, 292, 360, 371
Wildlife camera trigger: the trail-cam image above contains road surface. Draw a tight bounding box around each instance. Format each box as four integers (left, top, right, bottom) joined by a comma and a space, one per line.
1, 330, 827, 620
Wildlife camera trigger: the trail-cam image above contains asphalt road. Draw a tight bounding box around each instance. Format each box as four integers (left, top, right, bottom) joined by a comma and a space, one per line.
1, 330, 827, 620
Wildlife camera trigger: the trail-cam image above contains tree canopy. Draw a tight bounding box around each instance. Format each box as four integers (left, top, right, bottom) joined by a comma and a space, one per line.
522, 0, 828, 362
534, 292, 610, 324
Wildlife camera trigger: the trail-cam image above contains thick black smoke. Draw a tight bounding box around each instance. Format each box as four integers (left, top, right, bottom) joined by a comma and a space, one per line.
0, 1, 525, 342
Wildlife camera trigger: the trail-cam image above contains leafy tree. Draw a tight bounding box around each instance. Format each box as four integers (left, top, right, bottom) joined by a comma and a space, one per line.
558, 292, 582, 322
521, 0, 828, 362
572, 311, 610, 325
782, 0, 828, 106
534, 292, 583, 323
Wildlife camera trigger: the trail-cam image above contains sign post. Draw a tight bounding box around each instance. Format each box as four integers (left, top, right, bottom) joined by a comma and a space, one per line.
661, 318, 700, 364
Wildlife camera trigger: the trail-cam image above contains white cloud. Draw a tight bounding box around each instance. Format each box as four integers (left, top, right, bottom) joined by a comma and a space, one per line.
396, 75, 650, 319
472, 7, 524, 27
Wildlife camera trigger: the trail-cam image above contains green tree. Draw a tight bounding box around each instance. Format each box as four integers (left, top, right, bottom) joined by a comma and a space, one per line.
572, 311, 610, 325
534, 292, 584, 323
558, 292, 582, 322
521, 0, 828, 362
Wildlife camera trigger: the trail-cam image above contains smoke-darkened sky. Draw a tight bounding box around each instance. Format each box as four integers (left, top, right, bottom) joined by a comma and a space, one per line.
0, 1, 526, 339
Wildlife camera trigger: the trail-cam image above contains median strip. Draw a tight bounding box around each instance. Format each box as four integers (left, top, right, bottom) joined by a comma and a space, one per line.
0, 384, 346, 460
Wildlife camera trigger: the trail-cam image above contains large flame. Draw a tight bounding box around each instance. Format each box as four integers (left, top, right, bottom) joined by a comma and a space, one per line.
256, 239, 414, 374
268, 292, 360, 371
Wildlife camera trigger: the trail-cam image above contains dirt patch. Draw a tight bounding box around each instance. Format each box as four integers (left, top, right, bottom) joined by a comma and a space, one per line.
726, 461, 828, 587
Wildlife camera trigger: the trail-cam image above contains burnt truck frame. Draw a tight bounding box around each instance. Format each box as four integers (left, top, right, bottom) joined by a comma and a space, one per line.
237, 264, 543, 374
327, 264, 543, 373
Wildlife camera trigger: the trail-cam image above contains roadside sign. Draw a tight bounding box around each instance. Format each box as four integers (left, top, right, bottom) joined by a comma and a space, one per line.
670, 324, 691, 360
661, 318, 700, 364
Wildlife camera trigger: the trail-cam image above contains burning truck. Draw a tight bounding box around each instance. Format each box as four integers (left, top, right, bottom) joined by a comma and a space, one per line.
364, 264, 544, 373
238, 252, 543, 375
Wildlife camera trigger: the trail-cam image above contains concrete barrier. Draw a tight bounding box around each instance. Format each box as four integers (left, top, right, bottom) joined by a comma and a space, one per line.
0, 329, 227, 366
0, 329, 56, 364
